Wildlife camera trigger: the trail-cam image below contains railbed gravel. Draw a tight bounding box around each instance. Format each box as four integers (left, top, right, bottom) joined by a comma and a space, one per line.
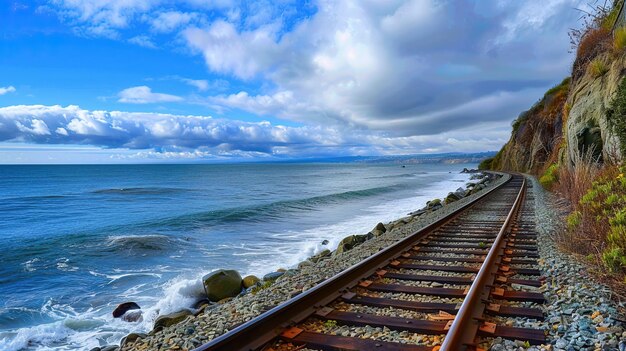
487, 176, 626, 351
121, 173, 509, 351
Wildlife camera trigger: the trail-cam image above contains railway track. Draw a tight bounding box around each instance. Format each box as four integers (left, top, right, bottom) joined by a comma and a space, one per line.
193, 173, 546, 351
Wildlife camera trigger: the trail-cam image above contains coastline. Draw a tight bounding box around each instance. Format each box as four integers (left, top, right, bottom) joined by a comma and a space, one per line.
112, 171, 506, 351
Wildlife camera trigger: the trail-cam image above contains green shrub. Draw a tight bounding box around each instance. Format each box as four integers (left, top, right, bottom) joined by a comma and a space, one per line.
588, 58, 608, 77
539, 163, 559, 189
576, 166, 626, 274
614, 26, 626, 52
250, 280, 273, 294
545, 77, 571, 96
566, 211, 582, 229
602, 247, 626, 273
478, 157, 494, 170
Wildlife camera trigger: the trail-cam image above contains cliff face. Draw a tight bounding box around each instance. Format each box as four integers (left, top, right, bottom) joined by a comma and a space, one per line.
491, 51, 626, 174
565, 52, 624, 164
490, 78, 569, 173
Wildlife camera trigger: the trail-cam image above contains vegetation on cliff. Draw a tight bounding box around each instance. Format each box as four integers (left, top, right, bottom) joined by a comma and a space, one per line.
490, 0, 626, 286
488, 77, 570, 173
607, 77, 626, 155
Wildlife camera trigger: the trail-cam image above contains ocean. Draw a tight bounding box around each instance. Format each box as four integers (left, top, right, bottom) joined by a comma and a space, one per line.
0, 163, 473, 350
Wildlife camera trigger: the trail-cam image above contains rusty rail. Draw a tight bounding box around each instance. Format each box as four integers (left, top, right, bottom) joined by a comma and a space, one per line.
439, 175, 526, 351
192, 173, 511, 351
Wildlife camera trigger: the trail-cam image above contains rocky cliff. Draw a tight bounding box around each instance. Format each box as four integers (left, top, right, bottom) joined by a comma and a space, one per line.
488, 24, 626, 174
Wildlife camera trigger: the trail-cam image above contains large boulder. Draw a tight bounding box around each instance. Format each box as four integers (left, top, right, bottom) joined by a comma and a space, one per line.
335, 234, 369, 254
263, 271, 285, 281
426, 199, 443, 210
369, 222, 387, 236
310, 249, 331, 263
202, 269, 243, 302
153, 310, 192, 330
444, 192, 462, 204
121, 310, 142, 323
242, 275, 260, 288
112, 302, 140, 318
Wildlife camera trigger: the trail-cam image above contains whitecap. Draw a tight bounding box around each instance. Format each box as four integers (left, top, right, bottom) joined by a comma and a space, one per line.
22, 258, 40, 272
0, 321, 71, 351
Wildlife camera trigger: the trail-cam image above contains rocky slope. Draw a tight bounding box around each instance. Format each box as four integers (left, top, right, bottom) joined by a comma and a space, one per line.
487, 30, 626, 174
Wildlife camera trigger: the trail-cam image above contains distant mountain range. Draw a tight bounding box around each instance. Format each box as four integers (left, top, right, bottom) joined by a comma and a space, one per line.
274, 151, 497, 164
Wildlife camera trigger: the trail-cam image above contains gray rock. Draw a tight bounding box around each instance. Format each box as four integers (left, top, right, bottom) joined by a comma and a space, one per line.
153, 310, 192, 330
112, 302, 140, 318
121, 310, 142, 323
202, 269, 243, 302
263, 271, 284, 281
310, 249, 331, 262
242, 275, 260, 288
427, 198, 442, 208
335, 234, 369, 254
444, 191, 462, 204
370, 222, 387, 236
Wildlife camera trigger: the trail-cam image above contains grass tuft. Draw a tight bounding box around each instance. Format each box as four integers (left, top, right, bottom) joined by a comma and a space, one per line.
539, 163, 559, 189
588, 57, 609, 77
614, 26, 626, 53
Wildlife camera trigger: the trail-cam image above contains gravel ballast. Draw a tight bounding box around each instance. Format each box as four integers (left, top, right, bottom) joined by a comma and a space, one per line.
488, 176, 626, 351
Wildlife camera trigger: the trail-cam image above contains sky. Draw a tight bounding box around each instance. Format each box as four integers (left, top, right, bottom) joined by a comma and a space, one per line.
0, 0, 589, 163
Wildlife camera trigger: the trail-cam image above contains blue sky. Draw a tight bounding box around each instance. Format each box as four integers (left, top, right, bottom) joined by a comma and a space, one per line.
0, 0, 588, 163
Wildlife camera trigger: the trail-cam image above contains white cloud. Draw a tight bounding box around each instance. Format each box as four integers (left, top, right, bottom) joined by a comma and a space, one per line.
128, 35, 157, 48
181, 78, 209, 91
117, 86, 183, 104
0, 86, 16, 95
183, 0, 583, 138
16, 119, 51, 135
183, 20, 280, 79
150, 11, 198, 32
48, 0, 238, 37
50, 0, 159, 37
0, 105, 511, 159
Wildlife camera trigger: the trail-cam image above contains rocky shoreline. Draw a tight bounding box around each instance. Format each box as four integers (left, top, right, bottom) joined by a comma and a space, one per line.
91, 170, 499, 351
93, 172, 626, 351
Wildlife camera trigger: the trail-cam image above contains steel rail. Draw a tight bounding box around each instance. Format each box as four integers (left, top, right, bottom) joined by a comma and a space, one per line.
439, 175, 526, 351
192, 172, 511, 351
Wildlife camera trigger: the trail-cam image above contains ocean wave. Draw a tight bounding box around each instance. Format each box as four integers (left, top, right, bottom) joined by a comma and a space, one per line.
91, 187, 187, 195
105, 272, 162, 286
0, 194, 69, 204
0, 321, 71, 351
365, 173, 419, 179
104, 234, 178, 252
22, 258, 40, 272
154, 184, 405, 229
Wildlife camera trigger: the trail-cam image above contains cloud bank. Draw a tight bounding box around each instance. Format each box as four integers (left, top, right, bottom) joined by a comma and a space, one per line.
0, 104, 509, 159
